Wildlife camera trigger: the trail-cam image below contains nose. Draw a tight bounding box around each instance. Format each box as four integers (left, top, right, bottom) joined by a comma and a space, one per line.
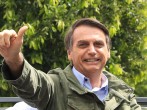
88, 45, 97, 55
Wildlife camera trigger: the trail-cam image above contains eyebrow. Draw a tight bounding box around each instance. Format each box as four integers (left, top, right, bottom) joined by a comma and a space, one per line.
76, 40, 90, 45
77, 40, 88, 43
77, 39, 104, 43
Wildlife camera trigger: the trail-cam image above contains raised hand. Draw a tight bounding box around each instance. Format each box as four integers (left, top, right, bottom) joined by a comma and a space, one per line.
0, 26, 28, 77
0, 26, 28, 60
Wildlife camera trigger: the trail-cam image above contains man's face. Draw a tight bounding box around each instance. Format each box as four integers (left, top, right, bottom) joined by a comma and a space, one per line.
67, 25, 110, 76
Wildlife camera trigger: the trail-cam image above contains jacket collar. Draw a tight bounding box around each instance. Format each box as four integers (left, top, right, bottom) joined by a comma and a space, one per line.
103, 71, 133, 109
64, 64, 91, 95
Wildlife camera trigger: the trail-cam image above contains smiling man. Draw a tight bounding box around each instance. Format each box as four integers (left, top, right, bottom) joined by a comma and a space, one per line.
0, 18, 141, 110
68, 25, 110, 82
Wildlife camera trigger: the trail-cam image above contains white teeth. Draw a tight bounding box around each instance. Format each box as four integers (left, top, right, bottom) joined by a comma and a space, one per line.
86, 59, 99, 62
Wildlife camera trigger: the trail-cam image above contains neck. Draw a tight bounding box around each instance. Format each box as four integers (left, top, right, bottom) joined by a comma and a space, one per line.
84, 71, 102, 88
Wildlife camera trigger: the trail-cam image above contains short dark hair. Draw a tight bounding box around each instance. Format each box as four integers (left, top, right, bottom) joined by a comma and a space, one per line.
64, 18, 111, 50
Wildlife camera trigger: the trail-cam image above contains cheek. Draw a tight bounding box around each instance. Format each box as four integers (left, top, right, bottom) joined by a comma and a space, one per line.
99, 49, 110, 59
68, 48, 85, 61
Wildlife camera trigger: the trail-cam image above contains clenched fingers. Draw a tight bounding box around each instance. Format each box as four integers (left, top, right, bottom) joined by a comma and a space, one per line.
0, 29, 17, 47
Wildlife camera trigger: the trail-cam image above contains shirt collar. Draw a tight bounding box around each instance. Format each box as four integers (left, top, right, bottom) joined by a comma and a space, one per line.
72, 66, 108, 90
72, 67, 85, 86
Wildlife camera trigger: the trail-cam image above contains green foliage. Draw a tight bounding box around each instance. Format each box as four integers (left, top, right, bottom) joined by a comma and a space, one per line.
0, 0, 147, 102
0, 72, 16, 106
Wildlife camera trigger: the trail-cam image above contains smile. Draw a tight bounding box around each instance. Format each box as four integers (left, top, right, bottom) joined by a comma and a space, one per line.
84, 58, 100, 62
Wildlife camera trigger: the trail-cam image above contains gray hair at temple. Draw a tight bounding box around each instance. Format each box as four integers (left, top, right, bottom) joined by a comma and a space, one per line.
64, 18, 111, 51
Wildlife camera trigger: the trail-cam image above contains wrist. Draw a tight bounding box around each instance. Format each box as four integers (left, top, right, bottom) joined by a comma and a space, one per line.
5, 52, 24, 65
4, 52, 24, 78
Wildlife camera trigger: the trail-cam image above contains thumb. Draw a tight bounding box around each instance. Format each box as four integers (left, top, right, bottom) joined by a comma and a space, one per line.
17, 26, 28, 39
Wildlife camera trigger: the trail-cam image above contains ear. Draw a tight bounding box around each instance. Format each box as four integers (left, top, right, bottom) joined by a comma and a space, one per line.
107, 49, 110, 59
67, 50, 72, 61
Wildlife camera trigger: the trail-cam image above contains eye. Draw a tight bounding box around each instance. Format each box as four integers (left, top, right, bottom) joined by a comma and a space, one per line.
77, 42, 88, 48
94, 41, 104, 48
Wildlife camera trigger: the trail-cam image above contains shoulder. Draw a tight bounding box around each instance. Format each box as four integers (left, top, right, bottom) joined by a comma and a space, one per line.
47, 65, 72, 81
103, 70, 134, 94
48, 68, 64, 74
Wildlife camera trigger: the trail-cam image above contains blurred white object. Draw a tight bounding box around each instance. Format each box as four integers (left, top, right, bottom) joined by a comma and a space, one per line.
6, 101, 37, 110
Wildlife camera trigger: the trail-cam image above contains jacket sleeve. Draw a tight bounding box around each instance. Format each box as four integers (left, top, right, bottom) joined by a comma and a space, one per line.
130, 93, 142, 110
1, 60, 54, 110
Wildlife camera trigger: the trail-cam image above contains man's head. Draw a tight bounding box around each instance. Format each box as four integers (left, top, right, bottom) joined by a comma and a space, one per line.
64, 18, 111, 76
64, 18, 111, 51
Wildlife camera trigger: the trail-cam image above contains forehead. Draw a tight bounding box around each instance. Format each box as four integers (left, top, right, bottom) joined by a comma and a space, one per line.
73, 25, 106, 42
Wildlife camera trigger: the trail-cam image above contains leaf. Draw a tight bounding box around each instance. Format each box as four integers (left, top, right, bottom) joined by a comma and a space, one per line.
31, 53, 43, 64
25, 23, 35, 36
57, 20, 65, 31
109, 64, 123, 75
109, 26, 117, 37
52, 26, 57, 32
49, 0, 59, 6
37, 0, 43, 7
125, 0, 133, 4
82, 1, 89, 8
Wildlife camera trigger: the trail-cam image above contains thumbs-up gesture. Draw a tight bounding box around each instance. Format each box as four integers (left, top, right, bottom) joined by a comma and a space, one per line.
0, 26, 28, 59
0, 26, 28, 76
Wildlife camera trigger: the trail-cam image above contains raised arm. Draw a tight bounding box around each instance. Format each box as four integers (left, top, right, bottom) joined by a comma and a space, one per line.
0, 26, 28, 78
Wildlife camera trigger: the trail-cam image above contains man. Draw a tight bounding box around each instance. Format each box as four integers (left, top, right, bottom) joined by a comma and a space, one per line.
0, 18, 141, 109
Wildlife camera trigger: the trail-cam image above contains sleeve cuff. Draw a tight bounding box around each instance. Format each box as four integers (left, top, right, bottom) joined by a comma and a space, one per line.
1, 60, 17, 80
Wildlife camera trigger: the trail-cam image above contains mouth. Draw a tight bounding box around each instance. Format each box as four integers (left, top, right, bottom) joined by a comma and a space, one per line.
83, 58, 101, 63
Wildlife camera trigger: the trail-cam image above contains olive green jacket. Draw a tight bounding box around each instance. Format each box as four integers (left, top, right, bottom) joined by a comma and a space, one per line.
2, 60, 141, 110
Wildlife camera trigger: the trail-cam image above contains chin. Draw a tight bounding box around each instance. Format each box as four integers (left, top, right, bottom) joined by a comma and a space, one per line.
86, 68, 100, 73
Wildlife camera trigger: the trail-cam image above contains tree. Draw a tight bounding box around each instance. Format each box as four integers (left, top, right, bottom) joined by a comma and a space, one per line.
0, 0, 147, 101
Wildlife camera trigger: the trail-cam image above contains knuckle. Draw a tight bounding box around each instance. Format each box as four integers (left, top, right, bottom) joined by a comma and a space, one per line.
3, 30, 10, 37
1, 29, 16, 37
